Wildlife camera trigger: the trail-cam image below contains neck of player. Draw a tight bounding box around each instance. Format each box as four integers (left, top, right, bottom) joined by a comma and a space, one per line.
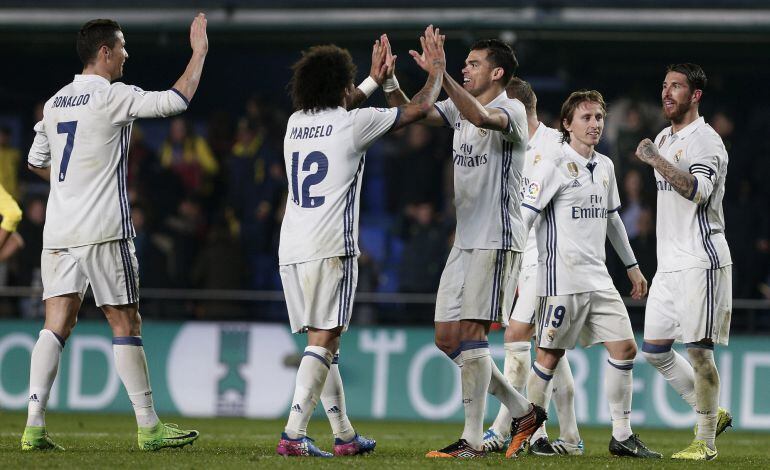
476, 84, 504, 107
527, 115, 539, 138
570, 139, 594, 159
82, 64, 114, 83
671, 108, 700, 134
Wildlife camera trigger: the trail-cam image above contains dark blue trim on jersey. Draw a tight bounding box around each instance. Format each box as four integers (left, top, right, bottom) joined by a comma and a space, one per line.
434, 104, 452, 128
544, 202, 557, 296
113, 336, 143, 346
117, 127, 129, 239
687, 176, 699, 201
332, 354, 340, 365
608, 205, 621, 213
532, 364, 553, 381
170, 88, 190, 106
460, 340, 489, 351
494, 107, 512, 134
522, 203, 540, 213
500, 142, 513, 250
303, 351, 331, 369
697, 200, 719, 269
342, 158, 365, 257
641, 341, 672, 354
607, 359, 634, 370
387, 107, 402, 133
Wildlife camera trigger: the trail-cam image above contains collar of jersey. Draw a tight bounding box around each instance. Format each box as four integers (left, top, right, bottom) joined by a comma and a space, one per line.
561, 141, 598, 167
669, 116, 705, 140
74, 74, 110, 86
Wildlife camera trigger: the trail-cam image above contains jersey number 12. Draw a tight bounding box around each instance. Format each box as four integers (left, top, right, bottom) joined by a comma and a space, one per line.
56, 121, 78, 182
291, 151, 328, 208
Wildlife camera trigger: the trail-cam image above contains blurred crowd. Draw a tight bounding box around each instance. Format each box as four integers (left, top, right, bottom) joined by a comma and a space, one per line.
0, 92, 769, 325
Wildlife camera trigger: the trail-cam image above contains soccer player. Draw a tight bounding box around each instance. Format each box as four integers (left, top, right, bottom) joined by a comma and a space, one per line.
636, 63, 733, 461
275, 26, 446, 458
383, 36, 544, 458
23, 15, 207, 451
484, 78, 582, 456
520, 90, 661, 458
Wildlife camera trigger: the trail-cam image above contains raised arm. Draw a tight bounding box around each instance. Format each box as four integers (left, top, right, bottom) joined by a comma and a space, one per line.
390, 25, 446, 131
441, 72, 510, 132
171, 13, 208, 103
635, 138, 697, 200
346, 35, 389, 110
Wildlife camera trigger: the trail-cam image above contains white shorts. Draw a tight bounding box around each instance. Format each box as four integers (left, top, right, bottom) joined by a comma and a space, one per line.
435, 247, 522, 326
644, 267, 732, 345
509, 263, 538, 325
41, 239, 139, 307
535, 288, 634, 350
279, 256, 358, 334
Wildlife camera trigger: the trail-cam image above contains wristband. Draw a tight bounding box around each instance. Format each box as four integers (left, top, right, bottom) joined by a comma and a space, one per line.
356, 76, 378, 98
383, 75, 400, 93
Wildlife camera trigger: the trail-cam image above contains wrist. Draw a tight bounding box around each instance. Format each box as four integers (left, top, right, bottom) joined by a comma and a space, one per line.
626, 262, 639, 270
357, 76, 378, 98
383, 75, 400, 93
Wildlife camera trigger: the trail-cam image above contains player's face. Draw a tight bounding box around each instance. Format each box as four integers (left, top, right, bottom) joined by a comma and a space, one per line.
461, 49, 498, 97
661, 71, 694, 121
565, 101, 604, 148
109, 31, 128, 79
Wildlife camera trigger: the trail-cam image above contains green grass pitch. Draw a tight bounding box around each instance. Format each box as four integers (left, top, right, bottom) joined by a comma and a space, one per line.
1, 411, 768, 468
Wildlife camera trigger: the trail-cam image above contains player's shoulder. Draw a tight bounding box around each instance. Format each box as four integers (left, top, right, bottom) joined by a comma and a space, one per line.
688, 122, 727, 157
493, 93, 526, 115
595, 151, 616, 169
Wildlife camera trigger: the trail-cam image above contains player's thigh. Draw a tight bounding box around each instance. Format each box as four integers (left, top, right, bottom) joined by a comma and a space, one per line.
679, 267, 732, 345
435, 246, 464, 323
460, 249, 516, 324
580, 288, 634, 348
281, 256, 356, 334
41, 248, 89, 303
509, 263, 538, 326
534, 293, 587, 350
643, 271, 679, 341
74, 239, 139, 308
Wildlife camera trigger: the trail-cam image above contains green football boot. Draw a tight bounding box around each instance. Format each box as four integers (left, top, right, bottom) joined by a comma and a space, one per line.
672, 439, 718, 461
21, 426, 64, 451
137, 422, 199, 451
693, 407, 733, 438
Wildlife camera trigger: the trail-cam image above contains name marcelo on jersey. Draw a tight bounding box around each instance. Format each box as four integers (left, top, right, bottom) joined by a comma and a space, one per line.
289, 125, 333, 140
52, 93, 90, 108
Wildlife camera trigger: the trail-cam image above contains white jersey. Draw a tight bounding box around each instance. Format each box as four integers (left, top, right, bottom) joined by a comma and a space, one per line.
28, 74, 188, 249
434, 90, 528, 251
279, 106, 399, 265
522, 143, 621, 296
520, 123, 563, 267
653, 117, 732, 272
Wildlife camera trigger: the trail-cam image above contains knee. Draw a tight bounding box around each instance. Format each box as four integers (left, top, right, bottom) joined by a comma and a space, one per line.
613, 341, 637, 361
504, 321, 534, 343
434, 337, 457, 356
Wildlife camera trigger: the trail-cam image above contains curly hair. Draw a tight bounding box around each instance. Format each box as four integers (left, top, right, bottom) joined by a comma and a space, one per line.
76, 19, 122, 66
289, 45, 356, 112
559, 90, 607, 143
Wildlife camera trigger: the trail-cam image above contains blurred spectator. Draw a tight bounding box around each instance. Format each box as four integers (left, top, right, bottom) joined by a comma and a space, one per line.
620, 169, 645, 240
163, 197, 207, 288
132, 204, 172, 288
0, 126, 20, 199
398, 201, 451, 294
385, 125, 445, 214
13, 197, 45, 318
160, 117, 219, 197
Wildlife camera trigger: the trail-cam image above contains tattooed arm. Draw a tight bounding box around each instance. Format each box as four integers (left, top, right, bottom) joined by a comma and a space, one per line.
635, 138, 698, 200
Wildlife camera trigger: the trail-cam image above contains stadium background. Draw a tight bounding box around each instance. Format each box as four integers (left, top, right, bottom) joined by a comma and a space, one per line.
1, 0, 770, 442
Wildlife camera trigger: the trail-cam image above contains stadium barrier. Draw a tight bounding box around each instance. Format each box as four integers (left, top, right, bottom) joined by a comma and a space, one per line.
1, 319, 769, 430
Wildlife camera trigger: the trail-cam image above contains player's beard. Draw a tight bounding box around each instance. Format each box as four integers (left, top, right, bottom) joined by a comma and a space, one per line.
662, 98, 691, 123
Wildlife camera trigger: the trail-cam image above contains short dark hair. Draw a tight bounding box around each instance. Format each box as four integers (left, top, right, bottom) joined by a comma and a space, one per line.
666, 63, 707, 92
470, 39, 518, 85
76, 19, 122, 66
506, 77, 536, 114
559, 90, 607, 143
289, 45, 356, 112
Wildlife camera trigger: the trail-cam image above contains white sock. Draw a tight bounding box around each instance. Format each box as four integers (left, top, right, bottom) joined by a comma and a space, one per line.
489, 356, 532, 417
642, 343, 696, 407
688, 346, 719, 449
606, 358, 634, 441
26, 330, 64, 427
526, 362, 553, 410
320, 352, 355, 442
551, 354, 580, 443
113, 337, 159, 428
459, 341, 491, 450
490, 341, 531, 436
285, 346, 333, 439
530, 371, 553, 442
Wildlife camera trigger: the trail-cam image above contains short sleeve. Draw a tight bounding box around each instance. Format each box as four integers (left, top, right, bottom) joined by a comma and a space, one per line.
27, 120, 51, 169
352, 107, 400, 151
433, 98, 459, 129
102, 83, 189, 126
521, 159, 564, 213
686, 137, 722, 203
494, 99, 527, 143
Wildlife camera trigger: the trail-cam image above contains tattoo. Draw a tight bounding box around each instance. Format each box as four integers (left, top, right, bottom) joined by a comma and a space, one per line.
345, 89, 367, 110
652, 155, 697, 200
385, 89, 409, 107
391, 70, 443, 130
411, 70, 442, 108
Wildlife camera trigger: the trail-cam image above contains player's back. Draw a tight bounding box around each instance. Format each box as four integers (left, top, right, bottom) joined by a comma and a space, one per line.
279, 106, 398, 265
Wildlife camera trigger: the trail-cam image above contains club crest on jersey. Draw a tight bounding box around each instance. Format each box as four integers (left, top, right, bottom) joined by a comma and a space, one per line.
534, 154, 542, 165
546, 329, 556, 343
567, 162, 579, 178
674, 149, 683, 162
525, 181, 541, 202
478, 128, 488, 137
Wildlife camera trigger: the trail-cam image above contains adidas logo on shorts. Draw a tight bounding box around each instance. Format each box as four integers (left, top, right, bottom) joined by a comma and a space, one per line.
291, 403, 303, 413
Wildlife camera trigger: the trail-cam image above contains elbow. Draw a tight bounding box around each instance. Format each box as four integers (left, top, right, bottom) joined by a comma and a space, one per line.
466, 113, 487, 128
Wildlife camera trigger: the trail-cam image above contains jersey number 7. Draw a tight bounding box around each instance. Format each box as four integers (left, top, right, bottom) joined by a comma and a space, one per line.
56, 121, 78, 182
291, 151, 328, 208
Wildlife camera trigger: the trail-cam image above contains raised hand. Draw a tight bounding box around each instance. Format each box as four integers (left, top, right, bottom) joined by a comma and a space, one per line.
369, 34, 388, 85
382, 34, 397, 78
635, 138, 660, 165
190, 13, 208, 55
409, 25, 446, 74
